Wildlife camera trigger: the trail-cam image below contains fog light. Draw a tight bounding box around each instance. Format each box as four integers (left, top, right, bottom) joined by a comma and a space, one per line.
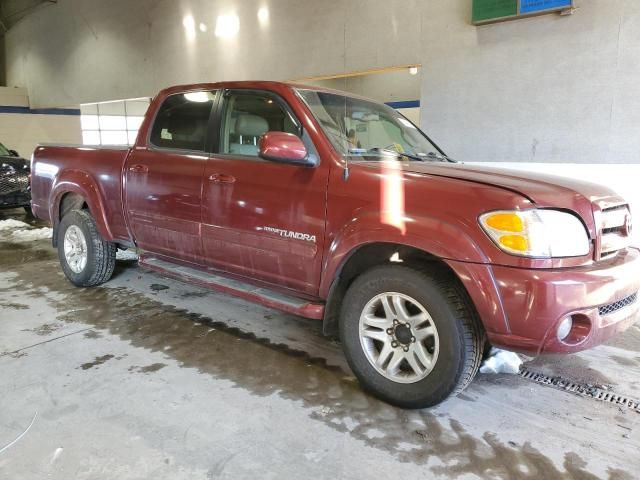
557, 316, 573, 341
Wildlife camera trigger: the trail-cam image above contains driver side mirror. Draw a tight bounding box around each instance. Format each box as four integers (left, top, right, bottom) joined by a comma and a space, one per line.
8, 149, 19, 157
259, 132, 316, 167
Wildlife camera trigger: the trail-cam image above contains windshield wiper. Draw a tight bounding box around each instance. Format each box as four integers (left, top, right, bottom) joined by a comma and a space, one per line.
423, 151, 457, 163
370, 148, 458, 163
368, 148, 426, 162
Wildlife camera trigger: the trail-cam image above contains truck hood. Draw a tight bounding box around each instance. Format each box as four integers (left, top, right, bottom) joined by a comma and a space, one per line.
398, 162, 627, 238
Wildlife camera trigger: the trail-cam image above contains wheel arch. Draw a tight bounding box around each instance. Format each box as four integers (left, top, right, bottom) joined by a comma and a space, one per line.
50, 171, 113, 246
321, 242, 483, 337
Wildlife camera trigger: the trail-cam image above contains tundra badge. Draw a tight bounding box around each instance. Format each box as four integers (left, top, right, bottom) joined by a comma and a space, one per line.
262, 226, 316, 243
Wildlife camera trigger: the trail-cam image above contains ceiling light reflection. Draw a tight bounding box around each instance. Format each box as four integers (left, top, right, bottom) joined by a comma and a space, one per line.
182, 15, 196, 41
184, 92, 212, 103
215, 14, 240, 38
258, 7, 270, 26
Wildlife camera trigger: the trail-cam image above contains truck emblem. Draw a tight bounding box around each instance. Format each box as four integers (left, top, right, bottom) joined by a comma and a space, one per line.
262, 226, 316, 243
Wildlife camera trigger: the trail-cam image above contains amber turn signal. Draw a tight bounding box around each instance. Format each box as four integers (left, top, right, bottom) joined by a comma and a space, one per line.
484, 212, 524, 233
499, 234, 529, 252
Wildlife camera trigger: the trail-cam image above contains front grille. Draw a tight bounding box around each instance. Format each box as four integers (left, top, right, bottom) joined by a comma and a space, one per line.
598, 204, 632, 258
0, 191, 30, 207
0, 171, 29, 196
599, 292, 638, 316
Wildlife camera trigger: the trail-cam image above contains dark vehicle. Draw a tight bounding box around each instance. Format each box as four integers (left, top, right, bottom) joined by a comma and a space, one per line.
30, 81, 639, 408
0, 142, 31, 212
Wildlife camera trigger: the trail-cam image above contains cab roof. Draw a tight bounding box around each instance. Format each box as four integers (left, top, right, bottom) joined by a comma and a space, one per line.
155, 80, 371, 102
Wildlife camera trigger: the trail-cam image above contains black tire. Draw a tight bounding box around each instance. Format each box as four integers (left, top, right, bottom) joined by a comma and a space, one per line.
57, 209, 116, 287
23, 205, 33, 216
339, 264, 484, 409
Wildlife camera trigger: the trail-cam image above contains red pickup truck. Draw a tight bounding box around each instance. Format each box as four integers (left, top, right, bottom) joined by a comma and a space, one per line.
31, 81, 639, 408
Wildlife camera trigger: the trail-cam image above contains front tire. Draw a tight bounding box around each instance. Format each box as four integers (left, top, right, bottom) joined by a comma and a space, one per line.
339, 265, 484, 409
57, 209, 116, 287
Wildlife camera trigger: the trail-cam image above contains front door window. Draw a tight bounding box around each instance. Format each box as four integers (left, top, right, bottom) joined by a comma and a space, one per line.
219, 92, 300, 157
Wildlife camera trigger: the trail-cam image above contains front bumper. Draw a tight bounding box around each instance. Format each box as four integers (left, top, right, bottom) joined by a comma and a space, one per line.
448, 247, 640, 354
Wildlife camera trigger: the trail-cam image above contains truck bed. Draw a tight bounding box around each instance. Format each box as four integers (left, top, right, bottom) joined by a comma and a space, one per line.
31, 144, 132, 244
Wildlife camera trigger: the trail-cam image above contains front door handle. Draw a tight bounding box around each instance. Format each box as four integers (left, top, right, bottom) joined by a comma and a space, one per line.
208, 173, 236, 184
128, 164, 149, 174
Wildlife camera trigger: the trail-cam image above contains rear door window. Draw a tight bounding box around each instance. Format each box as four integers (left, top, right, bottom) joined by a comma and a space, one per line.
149, 91, 216, 152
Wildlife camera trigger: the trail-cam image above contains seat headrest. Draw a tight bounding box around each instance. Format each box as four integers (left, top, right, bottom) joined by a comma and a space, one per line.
235, 114, 268, 137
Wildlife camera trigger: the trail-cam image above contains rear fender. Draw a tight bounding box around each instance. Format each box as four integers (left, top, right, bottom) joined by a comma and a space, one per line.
50, 170, 113, 241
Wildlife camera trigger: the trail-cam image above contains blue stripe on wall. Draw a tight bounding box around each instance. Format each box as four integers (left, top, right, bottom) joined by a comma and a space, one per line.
0, 106, 81, 116
385, 100, 420, 109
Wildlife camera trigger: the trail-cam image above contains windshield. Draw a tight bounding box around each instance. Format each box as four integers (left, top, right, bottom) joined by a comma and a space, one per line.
297, 89, 442, 160
0, 143, 11, 156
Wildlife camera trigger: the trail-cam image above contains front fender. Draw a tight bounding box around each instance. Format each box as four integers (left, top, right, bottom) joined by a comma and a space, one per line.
50, 169, 113, 241
319, 211, 489, 298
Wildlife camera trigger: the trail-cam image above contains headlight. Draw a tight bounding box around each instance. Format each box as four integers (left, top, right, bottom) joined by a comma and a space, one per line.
479, 209, 590, 258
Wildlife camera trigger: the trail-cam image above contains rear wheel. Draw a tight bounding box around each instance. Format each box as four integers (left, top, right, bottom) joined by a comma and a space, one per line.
339, 265, 484, 408
57, 209, 116, 287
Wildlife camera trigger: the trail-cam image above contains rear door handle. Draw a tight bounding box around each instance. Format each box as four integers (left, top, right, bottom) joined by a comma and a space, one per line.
208, 173, 236, 184
128, 164, 149, 174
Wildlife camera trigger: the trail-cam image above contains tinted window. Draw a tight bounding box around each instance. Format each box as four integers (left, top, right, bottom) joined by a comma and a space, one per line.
220, 92, 299, 157
150, 91, 216, 151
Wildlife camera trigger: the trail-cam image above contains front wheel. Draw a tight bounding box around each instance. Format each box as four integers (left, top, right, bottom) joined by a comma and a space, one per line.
339, 265, 484, 409
57, 209, 116, 287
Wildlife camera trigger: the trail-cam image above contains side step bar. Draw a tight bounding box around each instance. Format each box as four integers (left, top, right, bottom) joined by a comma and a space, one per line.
139, 256, 325, 320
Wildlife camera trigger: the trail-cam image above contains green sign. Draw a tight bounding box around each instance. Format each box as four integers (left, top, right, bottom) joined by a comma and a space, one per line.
472, 0, 573, 24
472, 0, 517, 23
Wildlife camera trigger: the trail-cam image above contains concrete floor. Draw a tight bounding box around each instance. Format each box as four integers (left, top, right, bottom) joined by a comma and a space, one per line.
1, 208, 639, 479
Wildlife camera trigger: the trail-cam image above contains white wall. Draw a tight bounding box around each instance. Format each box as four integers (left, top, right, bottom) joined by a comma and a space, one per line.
0, 86, 28, 108
421, 1, 640, 165
5, 0, 640, 166
0, 87, 82, 158
0, 112, 82, 160
3, 1, 639, 249
305, 70, 421, 105
397, 107, 420, 126
4, 0, 422, 107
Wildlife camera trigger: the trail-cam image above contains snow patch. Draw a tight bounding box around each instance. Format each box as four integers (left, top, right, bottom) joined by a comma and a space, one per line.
10, 228, 53, 242
0, 218, 53, 242
116, 249, 139, 261
0, 219, 31, 231
480, 348, 523, 375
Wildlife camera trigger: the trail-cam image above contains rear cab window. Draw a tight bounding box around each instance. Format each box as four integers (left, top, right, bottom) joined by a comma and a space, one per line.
149, 91, 217, 152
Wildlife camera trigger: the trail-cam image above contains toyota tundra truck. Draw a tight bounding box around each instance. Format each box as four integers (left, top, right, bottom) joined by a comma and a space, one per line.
30, 81, 640, 408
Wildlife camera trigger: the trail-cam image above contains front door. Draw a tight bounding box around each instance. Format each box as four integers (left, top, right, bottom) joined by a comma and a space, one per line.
201, 90, 329, 295
125, 90, 217, 263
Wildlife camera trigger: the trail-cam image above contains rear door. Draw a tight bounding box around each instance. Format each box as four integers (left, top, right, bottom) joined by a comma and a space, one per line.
201, 89, 329, 295
124, 90, 217, 263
